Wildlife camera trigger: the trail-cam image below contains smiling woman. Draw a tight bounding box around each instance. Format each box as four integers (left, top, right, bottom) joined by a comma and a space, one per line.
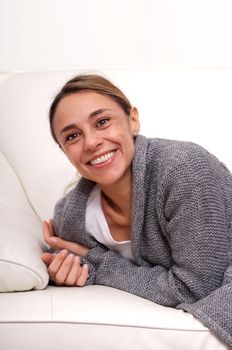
42, 73, 232, 348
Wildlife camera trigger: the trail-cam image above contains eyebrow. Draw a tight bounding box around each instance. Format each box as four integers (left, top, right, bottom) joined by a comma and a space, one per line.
89, 108, 111, 118
59, 108, 111, 135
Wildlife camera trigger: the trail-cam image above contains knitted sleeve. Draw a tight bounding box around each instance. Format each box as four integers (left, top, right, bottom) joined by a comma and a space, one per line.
85, 144, 231, 307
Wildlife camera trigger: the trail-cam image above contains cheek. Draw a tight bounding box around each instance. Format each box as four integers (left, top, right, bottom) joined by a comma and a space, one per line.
124, 137, 135, 162
65, 147, 81, 165
109, 123, 135, 145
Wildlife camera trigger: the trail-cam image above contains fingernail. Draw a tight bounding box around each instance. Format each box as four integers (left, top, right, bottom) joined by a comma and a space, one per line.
50, 237, 57, 243
60, 249, 68, 256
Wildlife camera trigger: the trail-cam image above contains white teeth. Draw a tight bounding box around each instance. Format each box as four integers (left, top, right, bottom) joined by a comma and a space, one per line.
90, 151, 115, 165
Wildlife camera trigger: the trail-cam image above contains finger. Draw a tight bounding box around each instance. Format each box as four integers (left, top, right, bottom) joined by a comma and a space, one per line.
42, 221, 54, 245
47, 249, 69, 281
42, 220, 71, 251
53, 253, 75, 285
43, 220, 89, 256
48, 236, 89, 257
63, 241, 89, 256
41, 252, 54, 266
47, 236, 73, 252
64, 256, 82, 286
48, 219, 56, 236
76, 264, 89, 287
42, 222, 66, 251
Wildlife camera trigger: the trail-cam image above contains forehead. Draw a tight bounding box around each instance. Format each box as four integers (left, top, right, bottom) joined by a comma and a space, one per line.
55, 91, 120, 116
53, 91, 125, 133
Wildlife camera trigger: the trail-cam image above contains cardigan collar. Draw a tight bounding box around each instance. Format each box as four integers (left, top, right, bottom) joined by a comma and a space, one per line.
131, 135, 150, 265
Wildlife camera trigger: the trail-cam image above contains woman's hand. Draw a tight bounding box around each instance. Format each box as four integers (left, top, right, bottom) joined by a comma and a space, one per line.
41, 250, 89, 286
42, 220, 90, 257
42, 220, 90, 286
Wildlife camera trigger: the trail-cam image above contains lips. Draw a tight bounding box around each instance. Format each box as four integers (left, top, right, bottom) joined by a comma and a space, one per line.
89, 151, 116, 166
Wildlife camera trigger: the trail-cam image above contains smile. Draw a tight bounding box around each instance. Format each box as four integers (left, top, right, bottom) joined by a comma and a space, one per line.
90, 151, 116, 166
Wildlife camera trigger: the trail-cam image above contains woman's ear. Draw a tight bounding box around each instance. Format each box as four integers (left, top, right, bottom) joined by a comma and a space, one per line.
129, 107, 140, 136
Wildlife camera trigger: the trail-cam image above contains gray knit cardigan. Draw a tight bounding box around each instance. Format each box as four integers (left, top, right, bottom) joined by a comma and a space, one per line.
53, 135, 232, 347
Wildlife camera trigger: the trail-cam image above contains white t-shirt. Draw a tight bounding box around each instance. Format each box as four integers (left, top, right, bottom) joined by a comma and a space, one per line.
85, 185, 134, 261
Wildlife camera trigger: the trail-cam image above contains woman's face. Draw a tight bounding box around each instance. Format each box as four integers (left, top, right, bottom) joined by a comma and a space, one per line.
53, 92, 139, 188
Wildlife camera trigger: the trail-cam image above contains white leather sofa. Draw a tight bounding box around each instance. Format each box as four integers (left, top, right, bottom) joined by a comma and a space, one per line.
0, 68, 231, 350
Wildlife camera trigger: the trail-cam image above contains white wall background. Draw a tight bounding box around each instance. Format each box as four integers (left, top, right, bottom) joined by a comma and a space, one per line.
0, 0, 232, 72
0, 0, 231, 169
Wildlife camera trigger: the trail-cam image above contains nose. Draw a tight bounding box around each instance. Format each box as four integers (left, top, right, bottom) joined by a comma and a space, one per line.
83, 130, 102, 152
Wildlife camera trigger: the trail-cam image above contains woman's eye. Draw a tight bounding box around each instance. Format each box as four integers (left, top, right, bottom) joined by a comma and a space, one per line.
65, 132, 80, 142
96, 118, 109, 127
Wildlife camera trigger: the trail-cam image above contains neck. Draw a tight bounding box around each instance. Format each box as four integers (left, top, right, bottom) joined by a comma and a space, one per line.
100, 169, 132, 216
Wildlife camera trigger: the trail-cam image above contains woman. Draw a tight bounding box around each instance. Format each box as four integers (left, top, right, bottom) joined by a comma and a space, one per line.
42, 74, 232, 348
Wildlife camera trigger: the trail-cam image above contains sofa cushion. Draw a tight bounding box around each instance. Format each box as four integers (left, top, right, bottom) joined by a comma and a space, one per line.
0, 151, 49, 291
0, 286, 228, 350
0, 73, 76, 292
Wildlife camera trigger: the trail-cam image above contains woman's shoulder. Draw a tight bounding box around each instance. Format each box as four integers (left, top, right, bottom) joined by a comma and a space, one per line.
52, 178, 95, 237
54, 178, 95, 218
147, 136, 205, 156
145, 136, 208, 167
135, 135, 201, 168
143, 136, 232, 183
